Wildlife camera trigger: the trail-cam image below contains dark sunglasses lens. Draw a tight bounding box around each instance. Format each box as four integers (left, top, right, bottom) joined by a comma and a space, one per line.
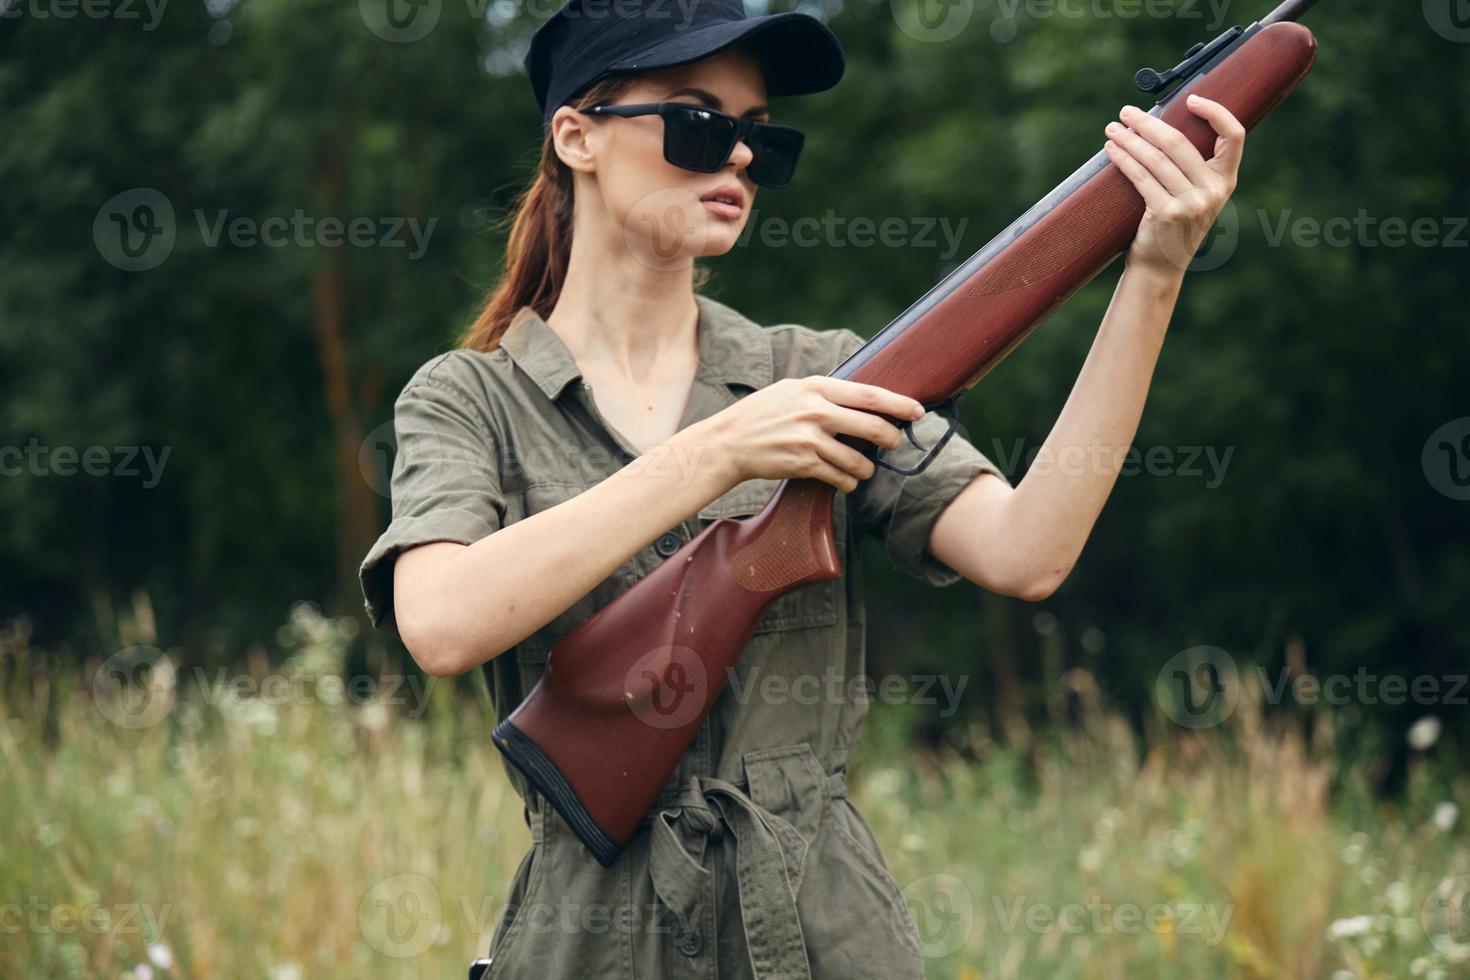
747, 125, 804, 188
662, 105, 737, 172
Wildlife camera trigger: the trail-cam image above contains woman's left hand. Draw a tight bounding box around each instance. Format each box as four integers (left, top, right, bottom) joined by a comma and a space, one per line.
1104, 94, 1246, 277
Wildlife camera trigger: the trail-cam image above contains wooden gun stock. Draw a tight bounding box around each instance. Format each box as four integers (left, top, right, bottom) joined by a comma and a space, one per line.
494, 479, 841, 863
495, 16, 1319, 867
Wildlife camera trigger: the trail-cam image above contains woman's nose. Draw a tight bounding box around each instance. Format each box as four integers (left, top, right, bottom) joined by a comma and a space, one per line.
727, 138, 755, 171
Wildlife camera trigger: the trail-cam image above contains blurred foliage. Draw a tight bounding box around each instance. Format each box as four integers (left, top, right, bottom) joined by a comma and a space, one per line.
0, 0, 1466, 755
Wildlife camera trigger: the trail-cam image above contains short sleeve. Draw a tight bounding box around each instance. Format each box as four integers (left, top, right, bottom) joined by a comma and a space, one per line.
830, 328, 1012, 588
358, 358, 507, 630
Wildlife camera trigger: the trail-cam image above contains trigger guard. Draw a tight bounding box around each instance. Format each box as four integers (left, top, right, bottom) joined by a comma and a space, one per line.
871, 396, 962, 478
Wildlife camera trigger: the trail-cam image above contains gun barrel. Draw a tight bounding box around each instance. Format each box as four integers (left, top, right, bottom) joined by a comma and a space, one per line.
1262, 0, 1322, 25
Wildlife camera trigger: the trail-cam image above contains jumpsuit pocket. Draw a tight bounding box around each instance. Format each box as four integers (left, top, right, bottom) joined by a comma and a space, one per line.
488, 806, 634, 980
800, 797, 926, 980
830, 799, 921, 936
741, 743, 924, 979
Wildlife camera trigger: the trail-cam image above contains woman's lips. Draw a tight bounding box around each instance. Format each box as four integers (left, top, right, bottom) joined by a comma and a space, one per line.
702, 200, 743, 221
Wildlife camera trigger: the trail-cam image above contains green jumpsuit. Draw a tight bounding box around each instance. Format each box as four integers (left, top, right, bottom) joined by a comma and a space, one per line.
359, 292, 1008, 979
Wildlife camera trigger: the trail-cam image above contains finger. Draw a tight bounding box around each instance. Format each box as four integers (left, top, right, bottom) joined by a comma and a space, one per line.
812, 376, 924, 422
812, 433, 877, 483
824, 404, 906, 450
1120, 105, 1213, 186
1105, 139, 1172, 213
802, 450, 864, 493
1107, 117, 1193, 195
1185, 93, 1246, 177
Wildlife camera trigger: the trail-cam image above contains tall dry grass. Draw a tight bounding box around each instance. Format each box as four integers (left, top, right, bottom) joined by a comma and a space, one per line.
1, 604, 1465, 979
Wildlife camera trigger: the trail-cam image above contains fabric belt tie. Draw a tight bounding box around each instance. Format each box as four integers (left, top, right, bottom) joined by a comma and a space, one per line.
642, 769, 846, 980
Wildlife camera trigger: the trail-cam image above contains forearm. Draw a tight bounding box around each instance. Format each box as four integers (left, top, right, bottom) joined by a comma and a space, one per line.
934, 96, 1245, 599
393, 418, 739, 675
992, 261, 1185, 589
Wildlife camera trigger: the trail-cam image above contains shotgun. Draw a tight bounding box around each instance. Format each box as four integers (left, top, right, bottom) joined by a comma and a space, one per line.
493, 0, 1324, 867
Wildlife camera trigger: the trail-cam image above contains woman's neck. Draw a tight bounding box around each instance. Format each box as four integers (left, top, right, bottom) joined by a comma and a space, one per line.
545, 222, 702, 386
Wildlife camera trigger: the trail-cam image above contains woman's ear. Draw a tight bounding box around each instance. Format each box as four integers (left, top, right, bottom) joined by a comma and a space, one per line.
551, 107, 598, 175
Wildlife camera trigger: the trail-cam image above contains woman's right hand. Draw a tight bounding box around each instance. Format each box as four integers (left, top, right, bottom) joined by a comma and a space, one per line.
700, 376, 927, 494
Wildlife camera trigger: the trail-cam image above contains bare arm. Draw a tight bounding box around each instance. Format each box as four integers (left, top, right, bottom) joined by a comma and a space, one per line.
928, 95, 1247, 600
928, 261, 1183, 600
392, 376, 921, 676
393, 423, 736, 676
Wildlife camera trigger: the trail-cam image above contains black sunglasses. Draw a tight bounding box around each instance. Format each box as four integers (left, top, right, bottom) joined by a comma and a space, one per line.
583, 101, 805, 190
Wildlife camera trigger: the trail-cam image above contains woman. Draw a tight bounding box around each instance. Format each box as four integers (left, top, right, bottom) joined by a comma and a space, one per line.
359, 1, 1247, 975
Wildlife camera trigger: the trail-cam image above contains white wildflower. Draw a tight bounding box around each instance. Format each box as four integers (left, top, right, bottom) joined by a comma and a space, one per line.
147, 943, 173, 969
358, 701, 390, 733
1327, 914, 1374, 940
866, 768, 903, 799
1387, 880, 1412, 916
1407, 716, 1442, 751
237, 698, 279, 736
1169, 830, 1197, 865
1433, 802, 1459, 832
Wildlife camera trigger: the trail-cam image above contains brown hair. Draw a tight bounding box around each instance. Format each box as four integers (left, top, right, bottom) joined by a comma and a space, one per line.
460, 74, 714, 352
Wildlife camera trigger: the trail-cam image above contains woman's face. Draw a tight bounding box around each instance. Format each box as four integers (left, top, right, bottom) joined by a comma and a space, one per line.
559, 45, 772, 268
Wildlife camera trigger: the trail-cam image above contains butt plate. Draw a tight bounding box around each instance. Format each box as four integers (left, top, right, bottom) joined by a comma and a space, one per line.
492, 718, 622, 867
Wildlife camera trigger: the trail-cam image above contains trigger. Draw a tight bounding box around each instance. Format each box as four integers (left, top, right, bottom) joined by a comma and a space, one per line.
901, 419, 927, 452
871, 396, 962, 478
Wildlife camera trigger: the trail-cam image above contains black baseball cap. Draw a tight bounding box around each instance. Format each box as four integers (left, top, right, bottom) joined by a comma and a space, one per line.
525, 0, 846, 126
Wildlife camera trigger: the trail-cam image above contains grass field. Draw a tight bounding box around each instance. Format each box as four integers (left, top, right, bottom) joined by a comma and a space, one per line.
2, 603, 1466, 979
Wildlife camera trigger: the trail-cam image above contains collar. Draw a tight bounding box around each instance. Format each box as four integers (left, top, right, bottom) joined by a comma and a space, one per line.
498, 292, 774, 402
